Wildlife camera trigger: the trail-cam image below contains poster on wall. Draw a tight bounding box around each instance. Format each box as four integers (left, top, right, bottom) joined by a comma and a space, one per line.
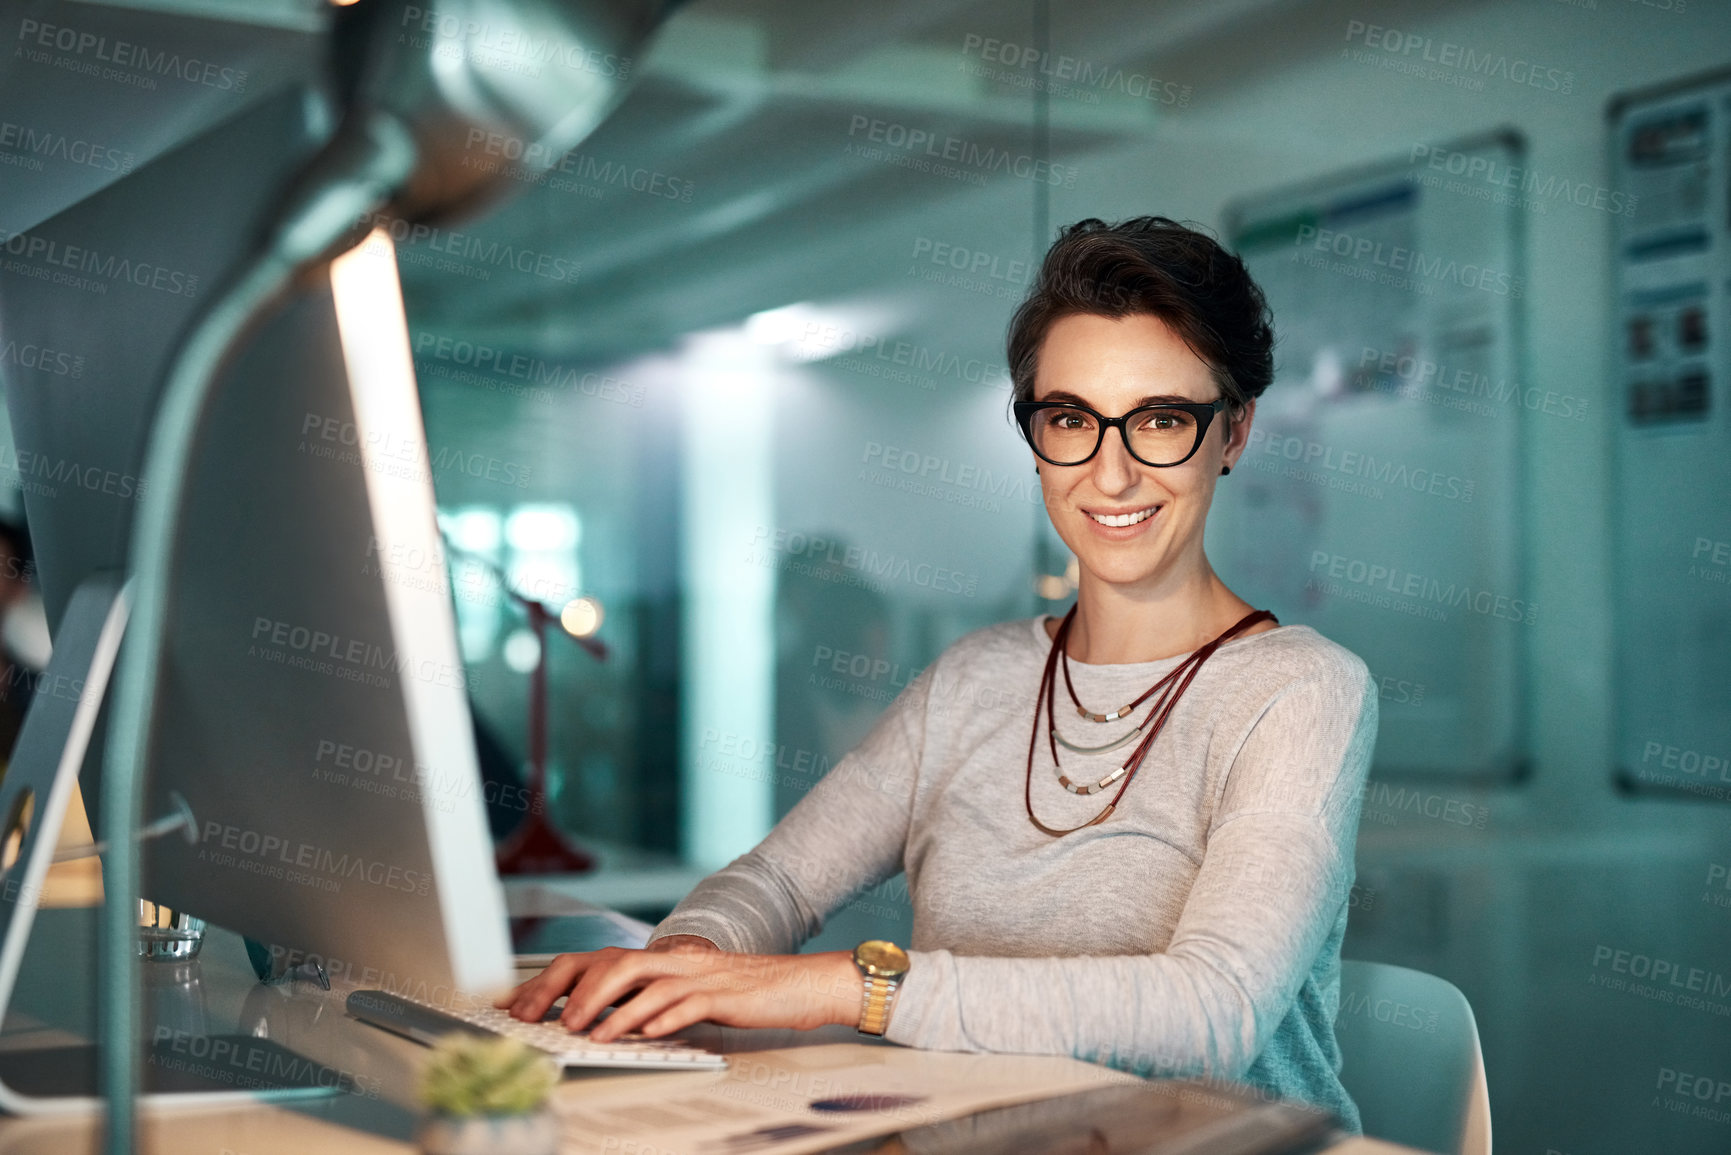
1610, 69, 1731, 801
1215, 132, 1529, 781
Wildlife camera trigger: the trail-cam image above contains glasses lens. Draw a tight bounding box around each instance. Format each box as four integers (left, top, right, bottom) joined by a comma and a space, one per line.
1127, 407, 1200, 465
1029, 406, 1099, 465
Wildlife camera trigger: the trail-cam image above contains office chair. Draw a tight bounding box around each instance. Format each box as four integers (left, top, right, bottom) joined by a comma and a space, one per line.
1335, 960, 1492, 1155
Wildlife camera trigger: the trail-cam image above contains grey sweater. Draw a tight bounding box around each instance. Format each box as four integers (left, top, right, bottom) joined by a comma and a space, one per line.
651, 616, 1377, 1131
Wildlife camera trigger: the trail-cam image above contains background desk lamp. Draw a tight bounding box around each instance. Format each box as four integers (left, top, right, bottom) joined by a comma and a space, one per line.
97, 0, 681, 1150
442, 534, 609, 875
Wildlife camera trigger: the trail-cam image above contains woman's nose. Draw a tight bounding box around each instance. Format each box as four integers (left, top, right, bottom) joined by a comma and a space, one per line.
1089, 424, 1140, 493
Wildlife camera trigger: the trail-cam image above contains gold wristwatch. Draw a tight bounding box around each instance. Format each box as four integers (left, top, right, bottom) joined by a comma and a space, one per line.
852, 940, 910, 1036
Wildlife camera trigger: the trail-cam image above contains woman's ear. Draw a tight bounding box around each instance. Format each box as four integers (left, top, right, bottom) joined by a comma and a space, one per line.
1220, 400, 1256, 473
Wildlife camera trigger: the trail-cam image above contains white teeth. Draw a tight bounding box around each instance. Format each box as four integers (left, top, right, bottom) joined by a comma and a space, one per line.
1088, 507, 1156, 528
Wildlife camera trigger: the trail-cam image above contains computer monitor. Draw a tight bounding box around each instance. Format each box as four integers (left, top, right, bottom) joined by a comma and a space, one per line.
0, 80, 513, 1105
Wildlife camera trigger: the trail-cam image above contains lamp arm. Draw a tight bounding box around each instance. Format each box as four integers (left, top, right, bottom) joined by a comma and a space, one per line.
439, 533, 608, 661
98, 111, 417, 1155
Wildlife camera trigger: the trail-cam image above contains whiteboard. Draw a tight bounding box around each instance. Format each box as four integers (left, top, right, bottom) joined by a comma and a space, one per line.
1213, 132, 1529, 781
1609, 70, 1731, 801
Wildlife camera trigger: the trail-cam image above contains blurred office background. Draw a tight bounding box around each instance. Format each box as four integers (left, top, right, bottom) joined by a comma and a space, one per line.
3, 0, 1730, 1149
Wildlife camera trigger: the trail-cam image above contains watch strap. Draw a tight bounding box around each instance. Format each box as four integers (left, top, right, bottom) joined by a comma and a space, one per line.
857, 974, 899, 1036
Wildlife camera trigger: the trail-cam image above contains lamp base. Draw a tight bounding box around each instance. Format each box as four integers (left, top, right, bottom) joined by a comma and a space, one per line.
494, 809, 594, 875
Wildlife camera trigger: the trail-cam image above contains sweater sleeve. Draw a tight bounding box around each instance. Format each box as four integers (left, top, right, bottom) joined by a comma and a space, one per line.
881, 664, 1377, 1080
646, 664, 935, 954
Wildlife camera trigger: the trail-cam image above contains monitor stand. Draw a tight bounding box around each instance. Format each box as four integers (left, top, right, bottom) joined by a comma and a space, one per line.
0, 573, 339, 1114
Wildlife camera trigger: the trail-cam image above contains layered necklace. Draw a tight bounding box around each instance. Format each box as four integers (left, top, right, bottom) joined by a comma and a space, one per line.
1023, 604, 1276, 837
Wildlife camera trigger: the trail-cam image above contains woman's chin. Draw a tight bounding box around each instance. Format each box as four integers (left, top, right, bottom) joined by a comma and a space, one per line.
1072, 555, 1175, 591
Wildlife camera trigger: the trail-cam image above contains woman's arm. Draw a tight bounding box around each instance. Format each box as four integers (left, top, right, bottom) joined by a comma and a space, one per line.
643, 663, 936, 955
881, 668, 1377, 1080
495, 664, 941, 1032
645, 934, 720, 952
499, 666, 939, 1032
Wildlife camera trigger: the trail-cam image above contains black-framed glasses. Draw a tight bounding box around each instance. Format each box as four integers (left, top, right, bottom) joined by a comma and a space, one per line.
1013, 398, 1228, 468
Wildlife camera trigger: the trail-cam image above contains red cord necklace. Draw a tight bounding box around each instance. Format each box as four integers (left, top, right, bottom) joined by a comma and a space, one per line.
1024, 604, 1277, 837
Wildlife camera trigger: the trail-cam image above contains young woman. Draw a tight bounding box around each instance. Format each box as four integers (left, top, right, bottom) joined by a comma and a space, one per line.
501, 217, 1377, 1130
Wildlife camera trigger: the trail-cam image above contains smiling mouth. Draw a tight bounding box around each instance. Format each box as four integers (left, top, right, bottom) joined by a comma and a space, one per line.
1087, 506, 1158, 528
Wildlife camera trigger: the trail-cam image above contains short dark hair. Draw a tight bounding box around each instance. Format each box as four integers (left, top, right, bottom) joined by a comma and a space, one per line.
1006, 216, 1275, 413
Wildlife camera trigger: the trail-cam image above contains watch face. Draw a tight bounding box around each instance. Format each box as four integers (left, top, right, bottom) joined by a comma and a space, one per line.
855, 940, 909, 977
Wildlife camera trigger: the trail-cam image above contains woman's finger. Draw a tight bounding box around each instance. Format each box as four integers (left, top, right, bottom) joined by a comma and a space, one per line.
557, 948, 687, 1031
506, 949, 613, 1020
560, 950, 731, 1032
588, 978, 706, 1042
635, 997, 716, 1040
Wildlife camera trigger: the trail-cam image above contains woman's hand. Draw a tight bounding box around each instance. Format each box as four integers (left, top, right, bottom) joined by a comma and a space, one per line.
495, 944, 863, 1042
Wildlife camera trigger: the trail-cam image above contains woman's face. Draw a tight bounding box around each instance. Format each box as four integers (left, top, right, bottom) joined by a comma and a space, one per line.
1031, 312, 1254, 597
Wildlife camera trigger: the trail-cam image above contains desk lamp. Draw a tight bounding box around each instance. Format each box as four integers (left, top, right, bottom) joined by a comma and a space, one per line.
442, 534, 608, 875
98, 0, 680, 1149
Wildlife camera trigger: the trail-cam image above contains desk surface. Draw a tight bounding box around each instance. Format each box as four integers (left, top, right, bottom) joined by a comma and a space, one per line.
0, 904, 1426, 1155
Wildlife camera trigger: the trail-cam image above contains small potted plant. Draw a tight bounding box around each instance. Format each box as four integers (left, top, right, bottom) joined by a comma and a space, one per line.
417, 1034, 560, 1155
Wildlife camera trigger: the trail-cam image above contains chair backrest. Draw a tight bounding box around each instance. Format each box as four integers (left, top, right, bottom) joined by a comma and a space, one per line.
1335, 960, 1492, 1155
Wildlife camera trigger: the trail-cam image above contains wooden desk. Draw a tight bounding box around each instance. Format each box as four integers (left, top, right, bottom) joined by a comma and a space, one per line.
0, 907, 1426, 1155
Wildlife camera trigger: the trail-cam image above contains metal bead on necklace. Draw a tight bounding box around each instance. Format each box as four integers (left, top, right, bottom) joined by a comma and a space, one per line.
1050, 708, 1149, 791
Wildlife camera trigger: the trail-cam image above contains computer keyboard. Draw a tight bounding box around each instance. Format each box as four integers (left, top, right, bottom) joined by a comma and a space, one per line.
346, 989, 729, 1070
